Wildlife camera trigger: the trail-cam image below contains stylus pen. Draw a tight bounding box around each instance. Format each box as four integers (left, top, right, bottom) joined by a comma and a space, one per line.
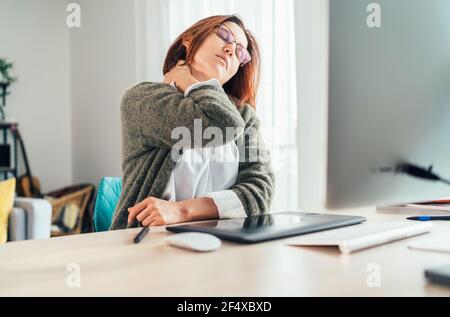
134, 226, 150, 243
407, 216, 450, 221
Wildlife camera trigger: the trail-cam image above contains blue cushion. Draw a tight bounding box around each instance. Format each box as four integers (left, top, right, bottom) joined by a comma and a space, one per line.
93, 177, 122, 232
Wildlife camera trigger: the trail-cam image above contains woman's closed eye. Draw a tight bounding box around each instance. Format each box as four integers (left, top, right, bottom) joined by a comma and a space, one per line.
217, 24, 234, 43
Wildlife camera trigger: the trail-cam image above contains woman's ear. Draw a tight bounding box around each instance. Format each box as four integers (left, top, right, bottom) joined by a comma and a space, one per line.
182, 34, 193, 49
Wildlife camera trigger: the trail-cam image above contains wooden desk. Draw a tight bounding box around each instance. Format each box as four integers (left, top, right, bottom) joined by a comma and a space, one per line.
1, 207, 450, 296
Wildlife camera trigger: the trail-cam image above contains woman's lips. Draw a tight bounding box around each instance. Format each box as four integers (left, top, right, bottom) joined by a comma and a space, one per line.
216, 55, 227, 68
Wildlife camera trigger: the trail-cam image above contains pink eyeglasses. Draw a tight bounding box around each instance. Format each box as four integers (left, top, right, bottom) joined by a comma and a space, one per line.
216, 23, 252, 66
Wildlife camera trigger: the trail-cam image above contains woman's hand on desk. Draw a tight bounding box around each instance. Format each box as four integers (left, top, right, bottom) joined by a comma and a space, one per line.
128, 197, 184, 226
127, 196, 219, 226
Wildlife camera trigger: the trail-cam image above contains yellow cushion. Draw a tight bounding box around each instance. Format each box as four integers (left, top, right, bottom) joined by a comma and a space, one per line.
0, 178, 16, 244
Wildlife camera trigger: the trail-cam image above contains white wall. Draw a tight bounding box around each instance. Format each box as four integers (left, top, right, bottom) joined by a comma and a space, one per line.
70, 0, 141, 186
0, 0, 72, 192
294, 0, 329, 209
1, 0, 168, 191
136, 0, 170, 82
71, 0, 171, 187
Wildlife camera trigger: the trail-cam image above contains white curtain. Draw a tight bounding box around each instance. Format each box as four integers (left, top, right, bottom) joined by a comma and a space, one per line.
142, 0, 298, 211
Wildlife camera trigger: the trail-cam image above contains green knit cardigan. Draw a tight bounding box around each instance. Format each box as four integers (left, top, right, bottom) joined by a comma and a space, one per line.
110, 81, 275, 230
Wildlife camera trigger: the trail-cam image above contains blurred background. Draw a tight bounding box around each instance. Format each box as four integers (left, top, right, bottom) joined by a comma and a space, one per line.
2, 0, 449, 232
0, 0, 324, 216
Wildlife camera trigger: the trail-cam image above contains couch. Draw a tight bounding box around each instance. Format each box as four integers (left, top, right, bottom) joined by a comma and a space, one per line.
8, 196, 52, 241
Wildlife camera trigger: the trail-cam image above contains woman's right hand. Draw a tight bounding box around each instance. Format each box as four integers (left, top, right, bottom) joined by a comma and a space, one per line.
163, 60, 199, 93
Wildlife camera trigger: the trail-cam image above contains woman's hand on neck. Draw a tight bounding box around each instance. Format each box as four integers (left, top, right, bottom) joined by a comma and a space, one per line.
163, 60, 199, 93
163, 60, 222, 93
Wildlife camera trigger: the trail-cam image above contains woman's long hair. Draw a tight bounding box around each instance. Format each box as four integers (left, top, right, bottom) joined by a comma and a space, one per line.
163, 14, 260, 108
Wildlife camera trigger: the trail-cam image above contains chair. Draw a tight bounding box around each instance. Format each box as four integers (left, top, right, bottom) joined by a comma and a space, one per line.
46, 184, 95, 236
93, 177, 122, 232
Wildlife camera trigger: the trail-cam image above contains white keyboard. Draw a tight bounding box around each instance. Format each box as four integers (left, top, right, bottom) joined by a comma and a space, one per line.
285, 221, 433, 254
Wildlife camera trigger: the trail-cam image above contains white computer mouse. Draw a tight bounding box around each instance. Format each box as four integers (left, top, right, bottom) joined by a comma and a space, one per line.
165, 232, 222, 252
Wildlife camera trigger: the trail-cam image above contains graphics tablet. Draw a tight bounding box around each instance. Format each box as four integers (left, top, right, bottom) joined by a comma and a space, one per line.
166, 212, 366, 243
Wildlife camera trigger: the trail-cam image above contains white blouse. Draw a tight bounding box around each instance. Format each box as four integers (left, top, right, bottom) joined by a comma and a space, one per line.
161, 79, 246, 219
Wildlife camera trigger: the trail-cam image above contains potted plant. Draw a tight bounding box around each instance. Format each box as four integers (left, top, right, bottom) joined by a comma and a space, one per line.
0, 58, 16, 84
0, 58, 17, 120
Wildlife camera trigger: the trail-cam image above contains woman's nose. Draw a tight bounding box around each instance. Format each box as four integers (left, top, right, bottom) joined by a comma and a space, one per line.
224, 45, 235, 57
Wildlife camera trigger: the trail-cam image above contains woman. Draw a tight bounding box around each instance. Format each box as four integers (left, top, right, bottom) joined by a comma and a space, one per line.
110, 14, 274, 230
